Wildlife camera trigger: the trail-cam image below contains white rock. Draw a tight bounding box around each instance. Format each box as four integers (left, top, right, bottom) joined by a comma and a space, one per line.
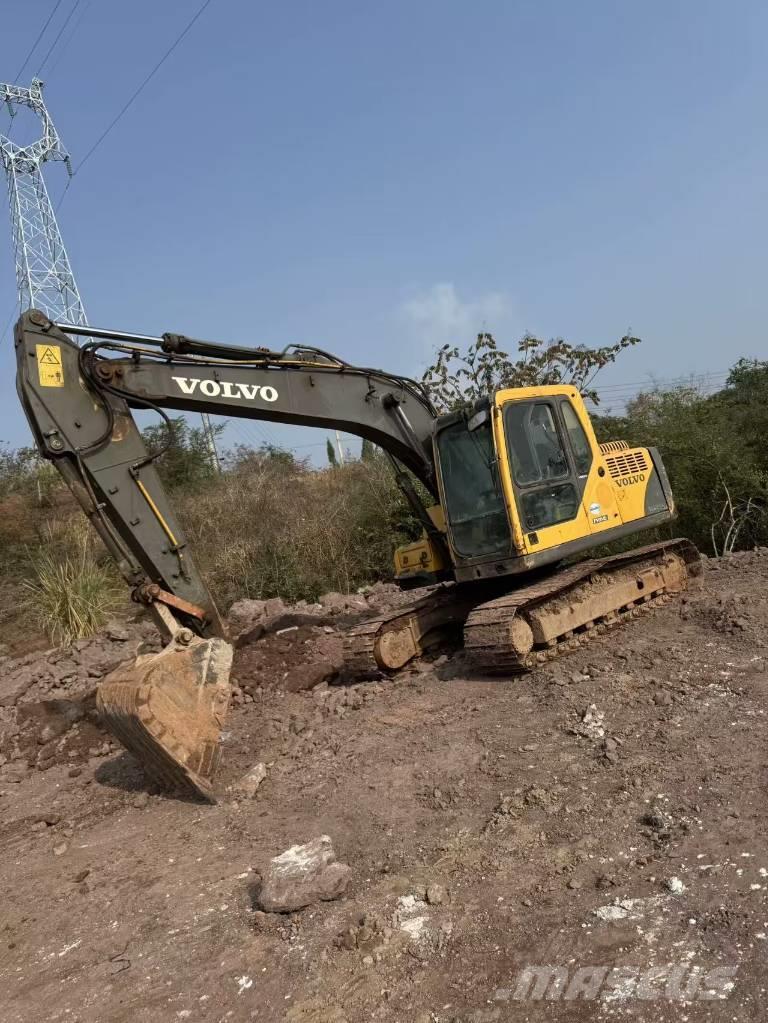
255, 835, 351, 913
231, 763, 267, 799
666, 876, 686, 895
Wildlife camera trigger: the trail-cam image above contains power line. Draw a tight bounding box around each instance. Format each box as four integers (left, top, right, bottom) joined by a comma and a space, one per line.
47, 0, 93, 77
0, 302, 20, 346
593, 370, 729, 395
36, 0, 82, 75
74, 0, 214, 176
13, 0, 65, 83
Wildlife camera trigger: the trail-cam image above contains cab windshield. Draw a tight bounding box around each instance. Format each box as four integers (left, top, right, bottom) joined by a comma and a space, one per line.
435, 418, 510, 559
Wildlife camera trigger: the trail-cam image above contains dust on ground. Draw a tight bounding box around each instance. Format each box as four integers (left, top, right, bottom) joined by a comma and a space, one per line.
1, 552, 767, 1022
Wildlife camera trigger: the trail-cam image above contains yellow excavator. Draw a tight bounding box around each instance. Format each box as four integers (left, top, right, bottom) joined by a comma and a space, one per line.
15, 309, 700, 800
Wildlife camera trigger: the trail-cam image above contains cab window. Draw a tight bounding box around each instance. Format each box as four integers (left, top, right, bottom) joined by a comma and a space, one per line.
521, 483, 580, 531
560, 401, 593, 476
435, 420, 511, 559
504, 402, 569, 485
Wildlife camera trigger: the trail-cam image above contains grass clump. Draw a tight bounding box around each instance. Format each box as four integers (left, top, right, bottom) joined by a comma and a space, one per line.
23, 521, 122, 646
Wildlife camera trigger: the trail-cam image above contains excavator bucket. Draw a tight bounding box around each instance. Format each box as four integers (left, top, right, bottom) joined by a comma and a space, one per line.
96, 634, 233, 802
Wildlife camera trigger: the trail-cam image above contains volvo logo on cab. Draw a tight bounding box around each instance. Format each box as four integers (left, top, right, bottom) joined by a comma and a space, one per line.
171, 376, 278, 403
616, 472, 646, 487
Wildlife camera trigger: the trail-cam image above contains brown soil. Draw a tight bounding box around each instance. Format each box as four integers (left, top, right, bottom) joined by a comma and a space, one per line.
1, 552, 768, 1021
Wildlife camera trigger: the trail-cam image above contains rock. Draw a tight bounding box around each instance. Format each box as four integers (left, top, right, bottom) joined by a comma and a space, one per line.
255, 834, 351, 913
282, 660, 337, 693
573, 704, 605, 740
53, 842, 69, 856
425, 883, 446, 906
337, 927, 358, 950
642, 808, 674, 832
73, 868, 90, 883
653, 690, 673, 707
666, 876, 686, 895
0, 762, 28, 783
228, 598, 267, 633
18, 696, 90, 738
232, 763, 268, 799
318, 592, 347, 612
103, 622, 131, 642
0, 668, 35, 708
264, 597, 286, 618
132, 792, 150, 809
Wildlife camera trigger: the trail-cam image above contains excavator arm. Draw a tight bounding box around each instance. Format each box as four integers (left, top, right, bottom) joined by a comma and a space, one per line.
14, 309, 442, 800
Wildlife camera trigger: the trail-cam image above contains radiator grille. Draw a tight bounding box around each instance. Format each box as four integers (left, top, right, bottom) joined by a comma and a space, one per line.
599, 440, 629, 454
605, 450, 649, 479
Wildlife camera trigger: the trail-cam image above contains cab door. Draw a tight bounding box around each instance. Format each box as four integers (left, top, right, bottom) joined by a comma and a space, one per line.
500, 395, 617, 555
557, 397, 621, 537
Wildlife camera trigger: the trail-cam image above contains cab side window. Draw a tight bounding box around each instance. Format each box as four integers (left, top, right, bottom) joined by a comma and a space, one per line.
506, 402, 569, 485
560, 401, 593, 476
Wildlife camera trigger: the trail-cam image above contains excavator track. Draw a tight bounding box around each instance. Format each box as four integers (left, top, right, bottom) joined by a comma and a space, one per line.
463, 538, 701, 673
343, 585, 483, 675
343, 539, 701, 676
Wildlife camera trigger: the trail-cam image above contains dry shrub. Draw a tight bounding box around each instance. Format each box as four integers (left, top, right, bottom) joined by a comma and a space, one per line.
177, 454, 417, 607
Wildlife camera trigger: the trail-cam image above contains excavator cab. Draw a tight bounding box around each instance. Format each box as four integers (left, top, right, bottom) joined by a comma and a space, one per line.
430, 386, 676, 583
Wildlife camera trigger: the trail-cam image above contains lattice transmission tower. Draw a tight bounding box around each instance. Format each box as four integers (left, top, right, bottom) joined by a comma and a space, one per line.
0, 77, 86, 325
0, 78, 221, 467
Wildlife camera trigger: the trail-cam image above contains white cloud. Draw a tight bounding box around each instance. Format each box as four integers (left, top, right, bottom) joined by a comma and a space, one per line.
401, 282, 516, 350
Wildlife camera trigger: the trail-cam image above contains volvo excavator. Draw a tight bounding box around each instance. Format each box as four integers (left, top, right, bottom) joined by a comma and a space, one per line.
14, 309, 701, 801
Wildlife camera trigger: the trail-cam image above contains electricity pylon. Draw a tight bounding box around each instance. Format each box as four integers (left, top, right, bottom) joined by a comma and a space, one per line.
0, 78, 220, 469
0, 78, 86, 324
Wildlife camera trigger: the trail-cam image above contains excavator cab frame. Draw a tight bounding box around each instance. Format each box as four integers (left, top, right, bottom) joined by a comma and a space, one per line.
431, 387, 676, 584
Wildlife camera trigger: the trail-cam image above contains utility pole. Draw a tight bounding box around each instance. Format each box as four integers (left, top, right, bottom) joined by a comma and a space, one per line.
0, 78, 220, 471
201, 411, 221, 472
335, 430, 345, 466
0, 78, 85, 325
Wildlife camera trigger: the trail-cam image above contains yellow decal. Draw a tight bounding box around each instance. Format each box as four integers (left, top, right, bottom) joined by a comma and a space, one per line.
36, 344, 64, 387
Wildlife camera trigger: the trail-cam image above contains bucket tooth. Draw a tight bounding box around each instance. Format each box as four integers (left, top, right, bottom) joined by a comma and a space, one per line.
96, 635, 233, 802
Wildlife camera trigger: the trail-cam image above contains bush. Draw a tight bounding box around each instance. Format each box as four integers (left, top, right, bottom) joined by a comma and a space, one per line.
176, 448, 419, 607
593, 362, 768, 556
23, 520, 122, 646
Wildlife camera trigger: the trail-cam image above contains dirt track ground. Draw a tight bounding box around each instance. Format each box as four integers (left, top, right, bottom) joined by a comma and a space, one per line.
1, 551, 767, 1022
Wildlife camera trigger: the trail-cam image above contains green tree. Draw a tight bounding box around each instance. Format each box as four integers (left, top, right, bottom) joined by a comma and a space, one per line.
141, 416, 224, 490
422, 331, 641, 413
360, 437, 376, 462
594, 376, 768, 556
326, 437, 338, 467
225, 442, 298, 473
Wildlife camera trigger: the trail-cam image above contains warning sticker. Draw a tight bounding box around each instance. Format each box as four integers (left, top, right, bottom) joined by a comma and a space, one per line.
36, 344, 64, 387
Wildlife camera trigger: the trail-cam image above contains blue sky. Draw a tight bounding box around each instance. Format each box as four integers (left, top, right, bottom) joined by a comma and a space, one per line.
1, 0, 767, 457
